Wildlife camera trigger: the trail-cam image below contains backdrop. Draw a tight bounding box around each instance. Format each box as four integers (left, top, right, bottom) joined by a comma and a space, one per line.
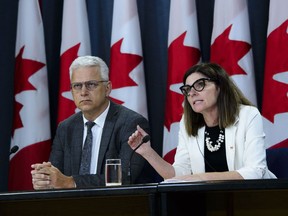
0, 0, 271, 191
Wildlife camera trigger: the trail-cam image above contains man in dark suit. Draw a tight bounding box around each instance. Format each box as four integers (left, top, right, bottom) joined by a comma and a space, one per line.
31, 56, 152, 189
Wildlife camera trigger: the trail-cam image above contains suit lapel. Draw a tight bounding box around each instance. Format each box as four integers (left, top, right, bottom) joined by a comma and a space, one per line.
191, 127, 206, 172
71, 113, 84, 174
225, 117, 239, 171
97, 102, 119, 173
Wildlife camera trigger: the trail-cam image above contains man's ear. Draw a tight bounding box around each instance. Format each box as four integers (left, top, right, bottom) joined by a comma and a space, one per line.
106, 81, 112, 97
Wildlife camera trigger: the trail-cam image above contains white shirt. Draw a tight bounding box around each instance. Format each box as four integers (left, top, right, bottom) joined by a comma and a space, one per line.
82, 102, 110, 174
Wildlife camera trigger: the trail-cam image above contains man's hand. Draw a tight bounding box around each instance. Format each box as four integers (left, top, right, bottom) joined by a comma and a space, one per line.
31, 162, 76, 190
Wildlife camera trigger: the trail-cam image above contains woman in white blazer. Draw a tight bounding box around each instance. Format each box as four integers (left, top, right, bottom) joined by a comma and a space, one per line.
128, 62, 276, 181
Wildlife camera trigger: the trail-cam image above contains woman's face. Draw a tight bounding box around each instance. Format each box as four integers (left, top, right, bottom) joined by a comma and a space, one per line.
185, 72, 220, 116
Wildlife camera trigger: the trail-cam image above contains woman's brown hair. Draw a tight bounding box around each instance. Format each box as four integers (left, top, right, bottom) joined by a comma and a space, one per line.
182, 62, 253, 136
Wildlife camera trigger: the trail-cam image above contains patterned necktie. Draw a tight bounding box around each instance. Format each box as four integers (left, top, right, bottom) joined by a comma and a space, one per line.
79, 121, 95, 175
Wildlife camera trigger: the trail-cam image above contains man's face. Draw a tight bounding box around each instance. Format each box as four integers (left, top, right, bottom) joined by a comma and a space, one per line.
71, 66, 111, 119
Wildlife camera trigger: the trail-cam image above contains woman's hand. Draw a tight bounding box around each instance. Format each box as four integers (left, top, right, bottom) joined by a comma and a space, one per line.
128, 125, 151, 155
171, 174, 203, 182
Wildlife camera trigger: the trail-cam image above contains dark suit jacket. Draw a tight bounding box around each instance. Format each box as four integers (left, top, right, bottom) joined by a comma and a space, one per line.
49, 101, 153, 187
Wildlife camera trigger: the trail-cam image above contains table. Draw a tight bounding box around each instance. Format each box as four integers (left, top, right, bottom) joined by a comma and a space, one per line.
1, 179, 288, 216
158, 179, 288, 216
0, 183, 158, 216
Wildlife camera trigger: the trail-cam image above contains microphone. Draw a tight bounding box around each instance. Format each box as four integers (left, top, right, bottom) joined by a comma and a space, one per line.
128, 135, 150, 184
10, 145, 19, 155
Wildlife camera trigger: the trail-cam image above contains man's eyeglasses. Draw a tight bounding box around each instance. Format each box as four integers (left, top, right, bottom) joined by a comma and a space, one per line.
70, 80, 108, 91
179, 78, 214, 96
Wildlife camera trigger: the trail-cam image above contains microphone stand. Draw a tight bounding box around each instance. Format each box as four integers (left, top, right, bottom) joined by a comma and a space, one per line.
128, 135, 150, 184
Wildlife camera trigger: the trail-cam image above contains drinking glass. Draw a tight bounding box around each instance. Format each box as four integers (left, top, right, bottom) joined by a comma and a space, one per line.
105, 159, 122, 186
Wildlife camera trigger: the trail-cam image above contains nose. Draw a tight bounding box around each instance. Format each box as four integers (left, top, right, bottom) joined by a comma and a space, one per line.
187, 88, 197, 97
80, 85, 89, 94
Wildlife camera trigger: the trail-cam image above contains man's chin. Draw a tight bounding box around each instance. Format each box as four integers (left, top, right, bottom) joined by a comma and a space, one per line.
79, 104, 92, 112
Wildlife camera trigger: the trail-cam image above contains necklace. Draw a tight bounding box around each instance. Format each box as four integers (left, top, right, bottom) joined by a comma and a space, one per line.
205, 128, 225, 152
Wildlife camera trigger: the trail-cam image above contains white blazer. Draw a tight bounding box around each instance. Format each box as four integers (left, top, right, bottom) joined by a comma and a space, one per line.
173, 105, 276, 179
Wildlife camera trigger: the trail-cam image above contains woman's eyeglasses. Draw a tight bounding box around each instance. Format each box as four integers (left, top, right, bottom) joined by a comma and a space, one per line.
179, 78, 214, 96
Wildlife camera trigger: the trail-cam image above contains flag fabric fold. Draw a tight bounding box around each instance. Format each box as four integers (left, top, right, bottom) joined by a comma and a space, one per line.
210, 0, 257, 106
262, 0, 288, 149
162, 0, 201, 164
109, 0, 148, 119
57, 0, 91, 123
9, 0, 51, 191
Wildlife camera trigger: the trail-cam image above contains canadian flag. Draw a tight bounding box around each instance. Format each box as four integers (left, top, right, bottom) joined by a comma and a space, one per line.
210, 0, 257, 106
262, 0, 288, 149
109, 0, 148, 118
9, 0, 51, 191
57, 0, 91, 123
162, 0, 201, 164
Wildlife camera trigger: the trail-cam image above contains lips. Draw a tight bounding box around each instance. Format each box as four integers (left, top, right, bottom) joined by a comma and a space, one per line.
193, 100, 203, 105
80, 99, 92, 104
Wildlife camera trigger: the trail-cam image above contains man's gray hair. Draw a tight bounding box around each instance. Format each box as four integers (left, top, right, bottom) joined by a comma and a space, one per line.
69, 56, 109, 81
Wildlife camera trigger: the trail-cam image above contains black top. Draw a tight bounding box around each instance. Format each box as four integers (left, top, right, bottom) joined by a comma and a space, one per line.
204, 125, 228, 172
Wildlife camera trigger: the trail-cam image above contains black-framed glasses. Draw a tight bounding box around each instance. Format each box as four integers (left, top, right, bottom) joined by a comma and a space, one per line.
179, 78, 214, 96
70, 80, 108, 91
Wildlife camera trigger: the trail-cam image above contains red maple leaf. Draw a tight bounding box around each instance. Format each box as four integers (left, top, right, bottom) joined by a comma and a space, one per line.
109, 38, 142, 89
164, 32, 201, 131
14, 46, 45, 94
269, 138, 288, 149
109, 97, 124, 105
57, 43, 80, 123
12, 102, 24, 136
262, 20, 288, 123
13, 46, 45, 135
210, 25, 251, 76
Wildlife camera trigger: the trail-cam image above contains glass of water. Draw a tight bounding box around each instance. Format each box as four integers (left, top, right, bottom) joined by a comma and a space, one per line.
105, 159, 122, 186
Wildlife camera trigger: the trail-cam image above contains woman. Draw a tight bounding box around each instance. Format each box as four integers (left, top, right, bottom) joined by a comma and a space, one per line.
128, 62, 276, 181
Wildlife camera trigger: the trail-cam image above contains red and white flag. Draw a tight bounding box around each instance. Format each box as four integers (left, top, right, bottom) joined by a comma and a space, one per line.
210, 0, 257, 105
9, 0, 51, 191
57, 0, 91, 123
162, 0, 201, 164
262, 0, 288, 149
109, 0, 148, 118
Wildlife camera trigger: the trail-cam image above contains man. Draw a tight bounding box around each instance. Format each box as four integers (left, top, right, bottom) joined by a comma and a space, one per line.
31, 56, 152, 189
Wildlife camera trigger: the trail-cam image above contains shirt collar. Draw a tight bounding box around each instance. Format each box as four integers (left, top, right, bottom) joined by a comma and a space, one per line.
82, 101, 110, 128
